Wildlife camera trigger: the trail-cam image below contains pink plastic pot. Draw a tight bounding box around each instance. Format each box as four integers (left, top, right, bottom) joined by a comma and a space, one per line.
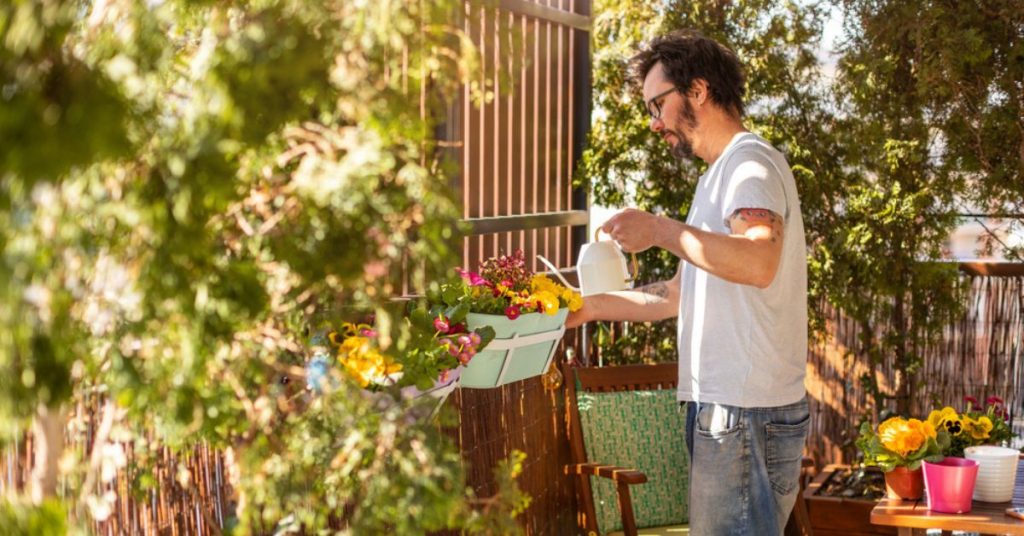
922, 457, 979, 514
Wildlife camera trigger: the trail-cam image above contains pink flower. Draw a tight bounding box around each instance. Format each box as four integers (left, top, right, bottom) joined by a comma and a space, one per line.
359, 328, 377, 338
504, 305, 521, 320
439, 337, 458, 356
433, 317, 450, 333
456, 268, 488, 287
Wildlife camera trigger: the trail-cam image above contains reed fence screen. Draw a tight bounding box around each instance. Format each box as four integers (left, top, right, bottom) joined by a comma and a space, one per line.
806, 272, 1024, 466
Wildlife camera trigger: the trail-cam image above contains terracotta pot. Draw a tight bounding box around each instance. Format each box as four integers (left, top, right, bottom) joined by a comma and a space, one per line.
885, 466, 924, 500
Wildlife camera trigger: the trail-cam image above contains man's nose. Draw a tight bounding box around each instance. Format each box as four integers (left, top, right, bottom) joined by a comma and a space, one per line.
649, 116, 663, 132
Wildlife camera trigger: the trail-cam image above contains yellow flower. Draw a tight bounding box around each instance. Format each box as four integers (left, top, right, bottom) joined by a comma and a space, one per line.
563, 289, 583, 312
878, 417, 928, 457
529, 274, 582, 312
919, 419, 937, 440
964, 415, 993, 440
927, 406, 964, 436
530, 274, 560, 294
532, 290, 561, 315
337, 335, 401, 387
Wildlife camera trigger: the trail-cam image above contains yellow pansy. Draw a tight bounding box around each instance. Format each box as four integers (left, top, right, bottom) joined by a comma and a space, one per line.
532, 290, 561, 315
927, 406, 964, 436
964, 415, 993, 440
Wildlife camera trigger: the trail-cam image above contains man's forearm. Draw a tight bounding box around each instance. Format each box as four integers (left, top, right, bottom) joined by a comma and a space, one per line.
653, 218, 779, 288
576, 280, 678, 324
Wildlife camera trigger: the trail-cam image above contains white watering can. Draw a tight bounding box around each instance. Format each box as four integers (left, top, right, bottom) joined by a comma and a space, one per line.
537, 229, 639, 296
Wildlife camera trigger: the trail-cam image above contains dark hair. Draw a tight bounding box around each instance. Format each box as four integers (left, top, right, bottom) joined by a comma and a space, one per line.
630, 30, 746, 117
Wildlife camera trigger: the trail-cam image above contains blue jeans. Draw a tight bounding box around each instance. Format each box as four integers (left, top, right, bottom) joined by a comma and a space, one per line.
685, 398, 810, 536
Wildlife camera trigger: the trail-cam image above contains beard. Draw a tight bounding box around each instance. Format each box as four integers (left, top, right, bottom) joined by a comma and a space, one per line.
666, 99, 698, 160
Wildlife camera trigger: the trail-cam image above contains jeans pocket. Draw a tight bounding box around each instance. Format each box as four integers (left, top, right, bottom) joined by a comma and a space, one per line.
695, 402, 743, 439
765, 415, 809, 496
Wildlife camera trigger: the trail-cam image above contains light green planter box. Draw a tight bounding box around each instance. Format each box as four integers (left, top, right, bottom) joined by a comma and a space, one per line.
460, 309, 568, 389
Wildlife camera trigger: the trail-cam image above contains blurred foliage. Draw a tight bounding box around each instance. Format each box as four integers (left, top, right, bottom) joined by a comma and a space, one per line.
581, 0, 1021, 422
0, 497, 73, 536
1, 0, 528, 533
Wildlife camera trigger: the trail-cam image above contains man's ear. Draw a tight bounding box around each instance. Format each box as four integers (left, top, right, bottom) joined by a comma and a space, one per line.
690, 78, 709, 106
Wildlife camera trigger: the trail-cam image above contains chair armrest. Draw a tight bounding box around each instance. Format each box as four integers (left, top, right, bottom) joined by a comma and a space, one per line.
564, 462, 648, 485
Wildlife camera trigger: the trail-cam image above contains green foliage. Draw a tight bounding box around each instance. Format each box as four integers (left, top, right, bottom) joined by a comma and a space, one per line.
0, 1, 131, 182
0, 498, 72, 536
461, 450, 532, 535
581, 0, 829, 364
1, 0, 528, 532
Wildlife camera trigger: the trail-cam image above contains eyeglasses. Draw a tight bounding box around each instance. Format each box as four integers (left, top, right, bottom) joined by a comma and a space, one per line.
645, 86, 680, 120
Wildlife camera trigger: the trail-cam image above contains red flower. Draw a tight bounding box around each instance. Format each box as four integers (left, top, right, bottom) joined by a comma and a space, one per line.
986, 395, 1004, 408
504, 305, 521, 320
964, 395, 979, 410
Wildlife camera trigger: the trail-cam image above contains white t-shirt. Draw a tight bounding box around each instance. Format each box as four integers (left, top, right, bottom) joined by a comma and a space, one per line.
676, 132, 807, 408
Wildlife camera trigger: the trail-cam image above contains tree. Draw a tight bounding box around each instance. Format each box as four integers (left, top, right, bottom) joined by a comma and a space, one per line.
1, 0, 526, 533
827, 0, 1024, 417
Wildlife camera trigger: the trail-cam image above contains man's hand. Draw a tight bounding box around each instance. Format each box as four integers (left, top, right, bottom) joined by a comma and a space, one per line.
600, 208, 663, 253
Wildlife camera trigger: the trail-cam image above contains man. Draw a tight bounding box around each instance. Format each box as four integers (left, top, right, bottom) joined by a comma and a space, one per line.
567, 30, 809, 535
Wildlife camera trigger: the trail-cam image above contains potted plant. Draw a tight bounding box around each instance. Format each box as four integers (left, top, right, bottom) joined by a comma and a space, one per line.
428, 250, 582, 388
928, 396, 1017, 457
305, 315, 494, 404
856, 416, 950, 500
930, 396, 1019, 503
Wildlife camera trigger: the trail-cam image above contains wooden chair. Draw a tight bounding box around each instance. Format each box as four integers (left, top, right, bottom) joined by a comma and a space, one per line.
564, 362, 814, 536
564, 362, 689, 536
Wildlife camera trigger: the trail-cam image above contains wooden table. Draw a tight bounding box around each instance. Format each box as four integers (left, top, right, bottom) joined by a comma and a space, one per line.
871, 456, 1024, 535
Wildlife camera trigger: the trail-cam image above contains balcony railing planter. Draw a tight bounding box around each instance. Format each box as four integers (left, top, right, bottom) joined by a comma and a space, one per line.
399, 367, 464, 404
459, 310, 567, 388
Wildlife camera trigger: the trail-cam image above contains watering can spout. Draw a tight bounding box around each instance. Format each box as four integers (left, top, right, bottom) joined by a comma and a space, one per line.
536, 255, 579, 291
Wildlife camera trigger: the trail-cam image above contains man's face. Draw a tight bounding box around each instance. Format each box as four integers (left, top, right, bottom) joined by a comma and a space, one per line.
642, 63, 698, 160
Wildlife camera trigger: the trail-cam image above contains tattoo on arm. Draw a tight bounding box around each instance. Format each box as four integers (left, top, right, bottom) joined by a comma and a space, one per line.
726, 208, 784, 243
639, 281, 669, 305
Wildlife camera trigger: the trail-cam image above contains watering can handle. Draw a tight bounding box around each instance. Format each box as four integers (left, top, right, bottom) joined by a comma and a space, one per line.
594, 228, 640, 283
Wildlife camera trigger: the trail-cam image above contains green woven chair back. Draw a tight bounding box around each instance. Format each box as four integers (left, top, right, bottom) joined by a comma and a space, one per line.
576, 389, 690, 535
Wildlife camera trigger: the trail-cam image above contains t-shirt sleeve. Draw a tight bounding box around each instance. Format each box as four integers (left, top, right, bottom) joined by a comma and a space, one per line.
720, 150, 787, 226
